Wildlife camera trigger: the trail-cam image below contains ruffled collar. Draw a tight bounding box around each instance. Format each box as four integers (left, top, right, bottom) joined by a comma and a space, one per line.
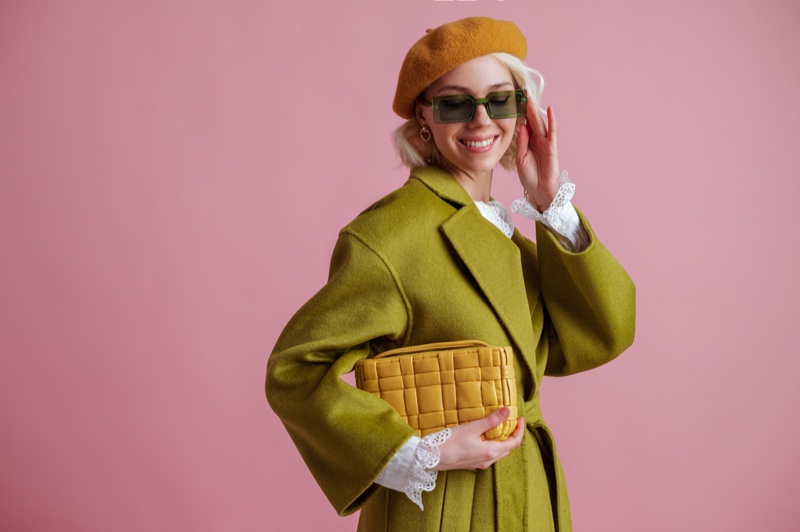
474, 200, 514, 238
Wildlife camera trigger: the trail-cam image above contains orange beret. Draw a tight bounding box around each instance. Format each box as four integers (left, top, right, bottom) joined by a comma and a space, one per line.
392, 16, 528, 119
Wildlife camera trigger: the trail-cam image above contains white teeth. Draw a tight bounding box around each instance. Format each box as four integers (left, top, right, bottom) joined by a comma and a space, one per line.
463, 138, 494, 148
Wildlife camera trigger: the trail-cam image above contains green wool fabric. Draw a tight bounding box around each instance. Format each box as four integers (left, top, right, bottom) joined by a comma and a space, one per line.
266, 166, 636, 531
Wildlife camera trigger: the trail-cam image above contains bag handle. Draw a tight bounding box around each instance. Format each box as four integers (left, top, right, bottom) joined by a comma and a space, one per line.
374, 340, 490, 359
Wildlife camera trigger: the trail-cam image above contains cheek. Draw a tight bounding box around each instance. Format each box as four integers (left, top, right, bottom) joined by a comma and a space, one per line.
497, 121, 518, 147
430, 125, 459, 145
502, 118, 519, 136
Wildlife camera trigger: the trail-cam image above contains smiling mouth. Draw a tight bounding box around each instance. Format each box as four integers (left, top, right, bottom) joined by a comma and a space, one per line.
460, 137, 496, 148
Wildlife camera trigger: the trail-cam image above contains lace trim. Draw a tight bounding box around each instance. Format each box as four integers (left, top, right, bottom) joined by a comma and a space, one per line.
510, 170, 576, 234
475, 200, 515, 238
405, 428, 452, 511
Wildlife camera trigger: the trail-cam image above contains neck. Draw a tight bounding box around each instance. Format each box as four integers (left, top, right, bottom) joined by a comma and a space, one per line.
440, 161, 494, 202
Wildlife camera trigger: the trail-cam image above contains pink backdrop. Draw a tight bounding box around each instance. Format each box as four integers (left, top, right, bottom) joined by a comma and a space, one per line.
2, 1, 798, 530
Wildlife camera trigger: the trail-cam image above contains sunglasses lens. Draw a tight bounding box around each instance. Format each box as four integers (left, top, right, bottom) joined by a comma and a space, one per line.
487, 92, 519, 118
437, 96, 474, 122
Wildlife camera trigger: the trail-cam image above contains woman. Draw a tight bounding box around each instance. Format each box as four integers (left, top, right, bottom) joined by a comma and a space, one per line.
266, 16, 635, 531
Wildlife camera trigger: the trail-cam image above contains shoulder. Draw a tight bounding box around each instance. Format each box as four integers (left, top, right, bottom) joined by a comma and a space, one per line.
341, 173, 457, 251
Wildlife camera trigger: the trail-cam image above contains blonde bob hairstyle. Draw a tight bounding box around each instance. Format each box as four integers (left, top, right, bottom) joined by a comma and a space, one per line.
392, 53, 545, 170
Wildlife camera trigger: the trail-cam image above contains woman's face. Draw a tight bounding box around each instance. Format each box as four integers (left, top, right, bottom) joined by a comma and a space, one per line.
417, 55, 519, 177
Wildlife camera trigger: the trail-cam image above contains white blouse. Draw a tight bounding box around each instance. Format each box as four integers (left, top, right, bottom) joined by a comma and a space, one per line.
373, 172, 590, 510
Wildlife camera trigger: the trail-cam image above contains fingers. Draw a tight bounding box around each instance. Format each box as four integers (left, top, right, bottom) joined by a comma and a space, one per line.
527, 96, 548, 140
516, 122, 529, 165
482, 407, 510, 431
475, 416, 526, 469
435, 415, 525, 471
494, 416, 525, 450
547, 106, 557, 146
478, 410, 524, 452
509, 416, 525, 442
450, 408, 510, 440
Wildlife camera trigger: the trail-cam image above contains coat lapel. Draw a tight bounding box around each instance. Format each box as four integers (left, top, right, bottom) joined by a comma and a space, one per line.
411, 167, 538, 383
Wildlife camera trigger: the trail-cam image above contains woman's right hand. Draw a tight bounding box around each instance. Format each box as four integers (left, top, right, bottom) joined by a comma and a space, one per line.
432, 407, 525, 471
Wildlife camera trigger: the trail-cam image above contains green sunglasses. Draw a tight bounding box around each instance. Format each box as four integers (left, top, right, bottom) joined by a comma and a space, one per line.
419, 89, 528, 124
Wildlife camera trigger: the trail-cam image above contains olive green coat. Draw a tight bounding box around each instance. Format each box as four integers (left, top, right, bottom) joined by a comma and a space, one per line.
266, 166, 636, 531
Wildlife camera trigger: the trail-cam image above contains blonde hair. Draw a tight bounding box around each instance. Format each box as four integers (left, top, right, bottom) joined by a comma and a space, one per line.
392, 53, 545, 170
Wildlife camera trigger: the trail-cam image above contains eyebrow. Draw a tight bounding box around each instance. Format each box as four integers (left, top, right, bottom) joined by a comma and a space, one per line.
435, 82, 514, 94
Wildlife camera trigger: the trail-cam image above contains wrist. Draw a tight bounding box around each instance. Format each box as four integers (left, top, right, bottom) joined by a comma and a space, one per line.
522, 188, 553, 213
403, 428, 452, 510
511, 170, 577, 235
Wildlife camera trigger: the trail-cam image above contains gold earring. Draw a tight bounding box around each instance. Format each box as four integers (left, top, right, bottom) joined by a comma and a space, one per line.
419, 125, 432, 142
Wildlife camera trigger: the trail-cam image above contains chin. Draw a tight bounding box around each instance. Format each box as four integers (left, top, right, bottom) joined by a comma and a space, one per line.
458, 153, 507, 174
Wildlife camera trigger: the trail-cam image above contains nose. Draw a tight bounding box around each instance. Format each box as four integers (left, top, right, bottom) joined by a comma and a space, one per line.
469, 102, 492, 127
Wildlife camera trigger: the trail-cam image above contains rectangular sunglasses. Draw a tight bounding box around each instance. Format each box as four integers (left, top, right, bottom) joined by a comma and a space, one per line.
419, 89, 527, 124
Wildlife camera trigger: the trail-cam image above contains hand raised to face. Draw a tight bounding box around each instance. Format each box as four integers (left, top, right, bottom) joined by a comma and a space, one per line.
516, 101, 561, 212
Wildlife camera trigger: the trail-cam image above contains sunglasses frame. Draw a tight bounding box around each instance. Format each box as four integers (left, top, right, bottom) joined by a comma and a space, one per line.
419, 89, 528, 124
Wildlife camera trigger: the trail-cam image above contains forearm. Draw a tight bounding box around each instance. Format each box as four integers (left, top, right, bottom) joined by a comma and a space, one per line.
536, 210, 636, 376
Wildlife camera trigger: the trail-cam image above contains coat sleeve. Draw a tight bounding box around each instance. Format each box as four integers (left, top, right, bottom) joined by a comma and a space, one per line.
265, 229, 415, 515
537, 209, 636, 376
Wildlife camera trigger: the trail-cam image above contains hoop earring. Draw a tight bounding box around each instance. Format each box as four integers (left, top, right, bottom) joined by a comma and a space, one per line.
419, 126, 432, 143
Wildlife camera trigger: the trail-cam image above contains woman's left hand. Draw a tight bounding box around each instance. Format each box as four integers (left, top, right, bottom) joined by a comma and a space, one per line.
515, 99, 561, 212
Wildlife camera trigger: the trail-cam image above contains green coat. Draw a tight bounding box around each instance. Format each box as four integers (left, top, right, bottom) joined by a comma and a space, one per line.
266, 166, 636, 531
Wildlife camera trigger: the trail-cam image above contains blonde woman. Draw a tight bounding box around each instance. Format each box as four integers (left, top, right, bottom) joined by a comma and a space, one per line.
267, 16, 635, 531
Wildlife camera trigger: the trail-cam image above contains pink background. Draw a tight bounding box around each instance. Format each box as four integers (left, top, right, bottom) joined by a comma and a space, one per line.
1, 1, 798, 530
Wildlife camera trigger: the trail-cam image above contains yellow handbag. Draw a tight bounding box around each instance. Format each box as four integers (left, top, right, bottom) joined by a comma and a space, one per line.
355, 340, 517, 441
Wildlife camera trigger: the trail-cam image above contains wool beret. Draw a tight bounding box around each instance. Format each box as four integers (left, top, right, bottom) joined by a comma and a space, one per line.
392, 16, 528, 119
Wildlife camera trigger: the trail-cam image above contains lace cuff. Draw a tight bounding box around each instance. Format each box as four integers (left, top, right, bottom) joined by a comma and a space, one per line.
373, 428, 452, 511
510, 170, 588, 251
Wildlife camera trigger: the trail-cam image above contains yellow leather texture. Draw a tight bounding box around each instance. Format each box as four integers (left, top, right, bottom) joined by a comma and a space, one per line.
356, 341, 517, 440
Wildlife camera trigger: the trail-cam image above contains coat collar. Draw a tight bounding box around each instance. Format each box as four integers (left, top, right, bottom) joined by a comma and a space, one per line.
409, 165, 473, 207
411, 165, 539, 388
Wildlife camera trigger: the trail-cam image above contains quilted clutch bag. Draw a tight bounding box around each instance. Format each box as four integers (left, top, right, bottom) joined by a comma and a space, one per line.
355, 340, 517, 441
